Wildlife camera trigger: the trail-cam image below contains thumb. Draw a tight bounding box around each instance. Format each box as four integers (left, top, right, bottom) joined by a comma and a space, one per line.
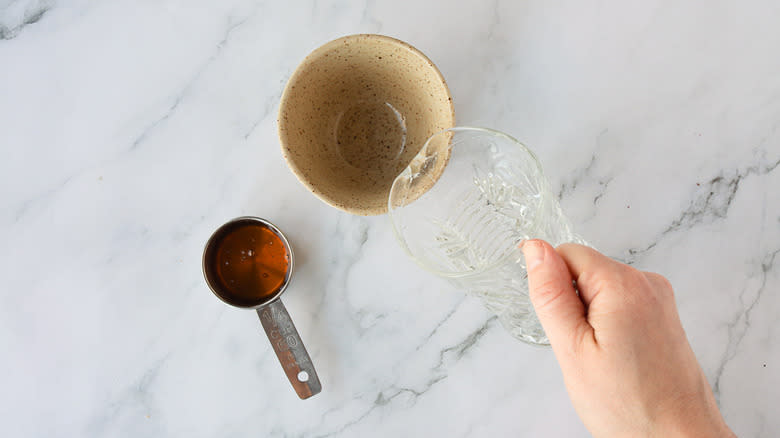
522, 239, 591, 353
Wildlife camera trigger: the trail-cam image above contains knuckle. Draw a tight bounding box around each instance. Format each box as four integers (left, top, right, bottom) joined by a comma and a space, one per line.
654, 273, 674, 290
593, 273, 632, 295
588, 266, 647, 304
621, 264, 646, 281
571, 321, 595, 350
643, 271, 675, 297
578, 263, 637, 290
576, 268, 598, 288
555, 242, 579, 253
531, 278, 569, 311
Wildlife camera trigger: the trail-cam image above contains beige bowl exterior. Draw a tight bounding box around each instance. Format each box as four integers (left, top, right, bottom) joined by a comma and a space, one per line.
278, 34, 455, 215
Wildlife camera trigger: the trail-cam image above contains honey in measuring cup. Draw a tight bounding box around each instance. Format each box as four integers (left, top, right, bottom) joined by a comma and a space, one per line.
203, 219, 291, 307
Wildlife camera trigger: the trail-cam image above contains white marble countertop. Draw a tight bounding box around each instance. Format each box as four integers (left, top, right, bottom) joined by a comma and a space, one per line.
2, 0, 779, 436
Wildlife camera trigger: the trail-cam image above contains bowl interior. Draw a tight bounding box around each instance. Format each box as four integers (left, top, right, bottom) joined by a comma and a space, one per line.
279, 34, 455, 215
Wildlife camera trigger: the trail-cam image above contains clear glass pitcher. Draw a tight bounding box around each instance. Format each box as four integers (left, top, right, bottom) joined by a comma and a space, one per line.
388, 127, 587, 345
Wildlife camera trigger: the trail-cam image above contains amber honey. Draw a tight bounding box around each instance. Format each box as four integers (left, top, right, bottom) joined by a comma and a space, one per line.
203, 219, 291, 307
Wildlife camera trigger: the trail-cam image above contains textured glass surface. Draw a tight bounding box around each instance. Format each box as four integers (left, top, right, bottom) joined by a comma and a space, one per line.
388, 127, 587, 345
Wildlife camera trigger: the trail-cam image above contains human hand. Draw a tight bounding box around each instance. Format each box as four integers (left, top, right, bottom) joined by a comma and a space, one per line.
521, 240, 734, 438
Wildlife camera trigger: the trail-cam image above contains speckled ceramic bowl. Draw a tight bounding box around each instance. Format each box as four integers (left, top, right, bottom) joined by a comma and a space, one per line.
278, 34, 455, 215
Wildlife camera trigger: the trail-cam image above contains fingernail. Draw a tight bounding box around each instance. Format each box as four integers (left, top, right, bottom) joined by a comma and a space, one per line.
522, 240, 545, 271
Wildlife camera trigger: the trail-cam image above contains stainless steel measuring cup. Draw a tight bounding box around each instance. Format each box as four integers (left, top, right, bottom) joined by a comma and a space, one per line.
202, 216, 321, 399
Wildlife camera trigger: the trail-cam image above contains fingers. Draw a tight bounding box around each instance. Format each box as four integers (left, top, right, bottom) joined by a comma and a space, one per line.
556, 243, 630, 306
522, 239, 592, 351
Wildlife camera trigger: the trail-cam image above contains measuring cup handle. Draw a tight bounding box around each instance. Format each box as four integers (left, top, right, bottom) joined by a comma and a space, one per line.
257, 299, 321, 399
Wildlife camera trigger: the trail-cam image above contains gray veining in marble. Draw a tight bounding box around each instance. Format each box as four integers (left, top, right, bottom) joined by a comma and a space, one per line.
1, 0, 779, 437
